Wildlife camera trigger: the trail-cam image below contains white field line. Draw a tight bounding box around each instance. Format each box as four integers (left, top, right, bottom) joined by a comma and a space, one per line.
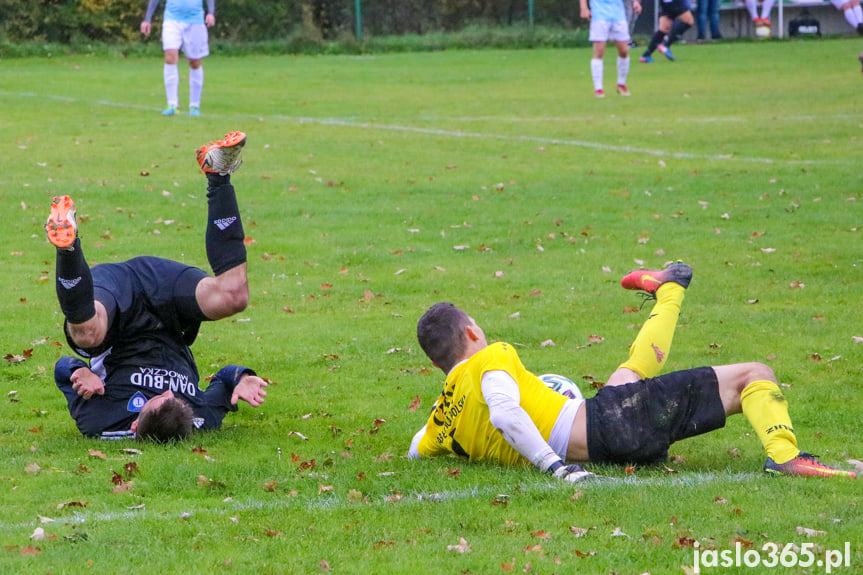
0, 90, 827, 165
0, 470, 763, 532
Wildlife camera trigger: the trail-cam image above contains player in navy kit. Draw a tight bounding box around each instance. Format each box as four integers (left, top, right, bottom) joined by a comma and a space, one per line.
640, 0, 694, 63
47, 131, 267, 442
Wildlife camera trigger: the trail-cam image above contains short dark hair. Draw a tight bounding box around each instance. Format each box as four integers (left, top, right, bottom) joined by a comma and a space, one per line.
417, 302, 472, 374
136, 398, 194, 443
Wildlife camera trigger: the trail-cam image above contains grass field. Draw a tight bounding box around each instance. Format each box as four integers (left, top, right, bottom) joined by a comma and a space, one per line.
1, 37, 861, 574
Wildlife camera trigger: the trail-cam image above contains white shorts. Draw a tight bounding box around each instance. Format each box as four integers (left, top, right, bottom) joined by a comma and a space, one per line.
589, 19, 631, 43
162, 20, 210, 59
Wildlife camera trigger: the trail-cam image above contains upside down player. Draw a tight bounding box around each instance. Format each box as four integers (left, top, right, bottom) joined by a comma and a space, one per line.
47, 131, 267, 442
409, 263, 856, 481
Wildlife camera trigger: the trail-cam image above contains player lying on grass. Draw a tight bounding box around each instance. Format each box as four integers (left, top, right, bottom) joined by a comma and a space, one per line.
46, 130, 267, 442
409, 263, 856, 481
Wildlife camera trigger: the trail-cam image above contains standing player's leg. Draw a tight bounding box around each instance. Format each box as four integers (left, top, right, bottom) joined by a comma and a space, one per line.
588, 18, 610, 98
45, 196, 109, 349
194, 131, 250, 320
607, 262, 693, 386
183, 23, 211, 116
614, 39, 632, 96
160, 20, 184, 115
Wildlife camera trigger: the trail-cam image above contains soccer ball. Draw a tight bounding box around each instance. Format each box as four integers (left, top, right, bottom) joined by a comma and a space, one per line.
755, 25, 771, 38
539, 373, 583, 400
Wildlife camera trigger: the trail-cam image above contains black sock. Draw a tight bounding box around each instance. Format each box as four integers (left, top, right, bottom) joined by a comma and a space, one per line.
646, 30, 665, 55
668, 21, 691, 45
205, 174, 247, 275
55, 238, 96, 324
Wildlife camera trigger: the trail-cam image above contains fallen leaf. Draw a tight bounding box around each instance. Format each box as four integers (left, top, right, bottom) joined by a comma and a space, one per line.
408, 395, 420, 412
611, 527, 630, 538
447, 537, 472, 553
88, 449, 106, 460
319, 559, 331, 572
796, 526, 826, 538
727, 448, 740, 458
30, 528, 47, 541
569, 527, 589, 538
540, 339, 555, 347
531, 530, 551, 540
588, 334, 604, 343
714, 496, 727, 504
731, 537, 753, 548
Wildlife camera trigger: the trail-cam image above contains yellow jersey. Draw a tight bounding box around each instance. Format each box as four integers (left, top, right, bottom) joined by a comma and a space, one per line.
416, 342, 569, 466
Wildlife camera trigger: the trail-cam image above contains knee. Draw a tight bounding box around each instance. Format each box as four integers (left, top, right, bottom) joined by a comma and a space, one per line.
54, 356, 78, 386
740, 362, 776, 391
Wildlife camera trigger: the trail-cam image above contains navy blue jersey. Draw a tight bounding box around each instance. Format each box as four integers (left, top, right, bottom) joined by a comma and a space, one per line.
56, 256, 249, 437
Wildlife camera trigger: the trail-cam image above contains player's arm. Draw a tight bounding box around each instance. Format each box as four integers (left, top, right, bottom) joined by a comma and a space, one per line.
70, 366, 106, 400
141, 0, 161, 34
579, 0, 591, 19
482, 370, 593, 482
408, 425, 427, 459
206, 0, 216, 27
231, 373, 267, 407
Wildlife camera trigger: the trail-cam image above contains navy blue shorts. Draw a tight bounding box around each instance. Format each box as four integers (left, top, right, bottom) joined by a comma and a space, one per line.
68, 256, 209, 357
586, 367, 726, 465
659, 0, 692, 18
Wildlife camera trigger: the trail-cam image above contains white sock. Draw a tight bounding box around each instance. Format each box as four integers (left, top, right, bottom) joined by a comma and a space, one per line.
744, 0, 759, 20
591, 58, 604, 91
164, 64, 179, 108
189, 67, 204, 109
760, 0, 775, 19
617, 56, 630, 86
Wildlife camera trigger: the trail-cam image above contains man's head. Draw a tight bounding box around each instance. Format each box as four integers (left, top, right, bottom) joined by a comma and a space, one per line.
417, 302, 486, 374
132, 390, 194, 443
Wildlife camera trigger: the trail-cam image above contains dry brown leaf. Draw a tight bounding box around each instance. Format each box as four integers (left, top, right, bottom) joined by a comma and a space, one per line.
88, 449, 106, 460
796, 526, 826, 538
408, 395, 420, 412
319, 559, 331, 572
444, 537, 472, 553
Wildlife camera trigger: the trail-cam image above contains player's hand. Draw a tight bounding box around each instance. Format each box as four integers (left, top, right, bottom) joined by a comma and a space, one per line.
580, 7, 591, 19
231, 374, 268, 407
70, 367, 105, 400
205, 14, 215, 28
547, 460, 596, 483
634, 0, 642, 15
140, 21, 151, 36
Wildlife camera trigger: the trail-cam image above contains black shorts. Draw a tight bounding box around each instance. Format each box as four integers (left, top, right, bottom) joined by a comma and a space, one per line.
659, 0, 692, 19
586, 367, 726, 465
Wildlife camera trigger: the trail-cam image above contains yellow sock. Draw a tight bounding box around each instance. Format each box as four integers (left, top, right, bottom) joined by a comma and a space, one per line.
741, 379, 799, 464
617, 282, 684, 379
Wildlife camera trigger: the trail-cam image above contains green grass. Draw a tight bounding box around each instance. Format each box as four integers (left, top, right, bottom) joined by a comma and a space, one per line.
1, 38, 861, 574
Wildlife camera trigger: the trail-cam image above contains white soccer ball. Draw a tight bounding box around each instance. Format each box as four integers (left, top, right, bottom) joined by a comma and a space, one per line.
539, 373, 583, 400
755, 25, 771, 38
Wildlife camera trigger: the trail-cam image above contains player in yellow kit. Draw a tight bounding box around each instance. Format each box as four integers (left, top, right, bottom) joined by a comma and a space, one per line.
409, 263, 856, 482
